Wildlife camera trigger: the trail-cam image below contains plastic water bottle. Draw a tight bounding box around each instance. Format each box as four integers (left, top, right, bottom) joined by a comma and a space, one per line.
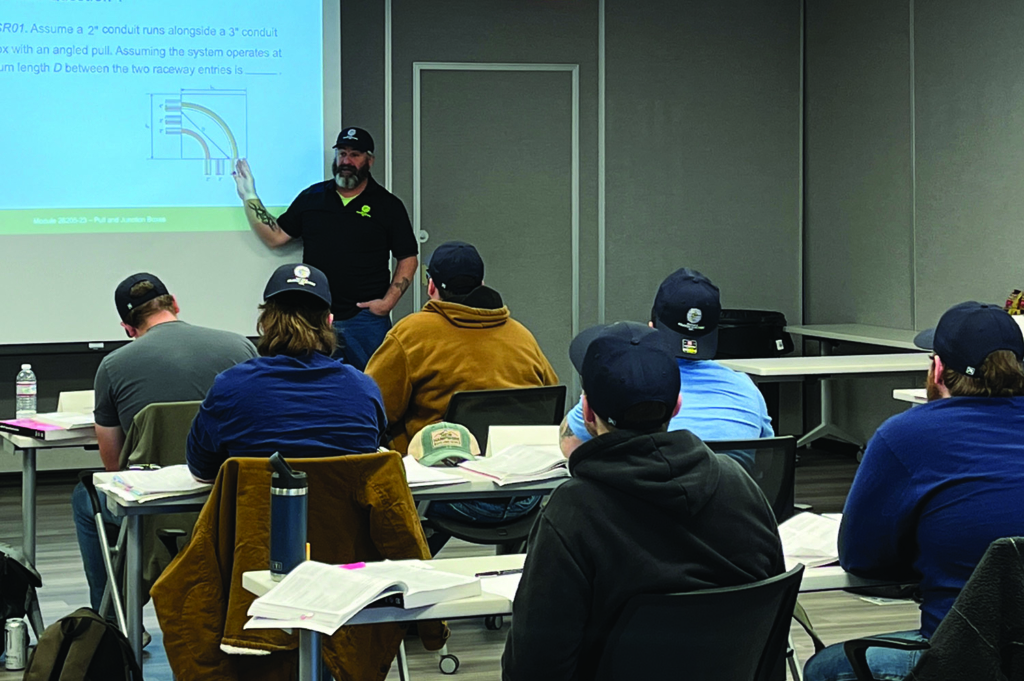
15, 364, 37, 418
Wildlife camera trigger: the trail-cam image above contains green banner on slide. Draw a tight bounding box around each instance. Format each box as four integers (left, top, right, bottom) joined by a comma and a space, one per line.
0, 207, 288, 235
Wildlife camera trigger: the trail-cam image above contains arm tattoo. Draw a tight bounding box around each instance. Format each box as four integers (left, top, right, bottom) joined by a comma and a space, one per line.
560, 419, 575, 441
390, 276, 411, 294
247, 200, 279, 232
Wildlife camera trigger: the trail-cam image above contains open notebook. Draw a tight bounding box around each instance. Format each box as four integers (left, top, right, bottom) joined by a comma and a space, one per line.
94, 465, 212, 503
245, 560, 482, 635
459, 444, 568, 486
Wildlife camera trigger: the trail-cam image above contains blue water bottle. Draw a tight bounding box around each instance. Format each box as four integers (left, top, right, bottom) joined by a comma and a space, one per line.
269, 452, 308, 581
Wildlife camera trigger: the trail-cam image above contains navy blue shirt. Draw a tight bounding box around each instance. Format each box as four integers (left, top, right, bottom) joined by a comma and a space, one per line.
840, 396, 1024, 637
186, 352, 386, 481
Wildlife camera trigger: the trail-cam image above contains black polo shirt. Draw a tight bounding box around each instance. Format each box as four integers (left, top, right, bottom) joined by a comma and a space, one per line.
277, 178, 418, 320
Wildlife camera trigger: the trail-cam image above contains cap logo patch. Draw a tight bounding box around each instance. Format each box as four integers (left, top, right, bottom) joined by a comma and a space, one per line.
678, 307, 705, 331
682, 339, 699, 355
357, 205, 371, 218
430, 428, 463, 449
343, 128, 357, 139
286, 265, 316, 287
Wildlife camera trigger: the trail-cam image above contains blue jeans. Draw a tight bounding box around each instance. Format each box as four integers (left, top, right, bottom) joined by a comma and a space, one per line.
803, 629, 927, 681
332, 309, 392, 370
72, 481, 122, 611
426, 496, 542, 555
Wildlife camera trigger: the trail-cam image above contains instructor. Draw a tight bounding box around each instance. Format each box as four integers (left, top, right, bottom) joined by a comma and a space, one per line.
233, 127, 418, 370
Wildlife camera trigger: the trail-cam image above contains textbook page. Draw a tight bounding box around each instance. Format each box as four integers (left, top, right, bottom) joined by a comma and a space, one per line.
403, 457, 468, 489
780, 512, 841, 571
460, 444, 568, 485
485, 425, 559, 457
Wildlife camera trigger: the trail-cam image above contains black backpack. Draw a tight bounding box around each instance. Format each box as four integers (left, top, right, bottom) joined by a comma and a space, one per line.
23, 608, 143, 681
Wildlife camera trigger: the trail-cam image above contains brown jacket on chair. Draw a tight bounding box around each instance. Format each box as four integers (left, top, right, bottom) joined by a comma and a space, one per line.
151, 452, 448, 681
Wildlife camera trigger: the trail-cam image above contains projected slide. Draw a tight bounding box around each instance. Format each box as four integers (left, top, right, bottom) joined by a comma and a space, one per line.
1, 0, 325, 235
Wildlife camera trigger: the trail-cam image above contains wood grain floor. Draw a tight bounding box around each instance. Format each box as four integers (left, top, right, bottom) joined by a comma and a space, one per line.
0, 447, 922, 680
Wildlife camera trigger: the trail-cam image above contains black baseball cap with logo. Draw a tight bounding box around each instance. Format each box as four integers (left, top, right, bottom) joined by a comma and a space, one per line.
263, 263, 332, 307
427, 241, 485, 294
334, 127, 374, 153
115, 273, 170, 324
569, 322, 680, 430
651, 268, 721, 360
914, 301, 1024, 377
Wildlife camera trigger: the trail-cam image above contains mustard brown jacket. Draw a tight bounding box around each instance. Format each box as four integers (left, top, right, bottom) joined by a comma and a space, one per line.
365, 287, 559, 453
151, 452, 447, 681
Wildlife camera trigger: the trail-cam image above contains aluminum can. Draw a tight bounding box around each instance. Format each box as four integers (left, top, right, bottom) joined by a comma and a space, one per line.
4, 618, 28, 671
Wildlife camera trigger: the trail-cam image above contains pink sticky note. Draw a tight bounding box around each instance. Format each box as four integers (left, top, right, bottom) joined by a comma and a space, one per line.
340, 562, 366, 570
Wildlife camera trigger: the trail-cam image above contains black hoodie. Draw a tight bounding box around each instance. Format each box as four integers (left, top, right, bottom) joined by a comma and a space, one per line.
501, 428, 785, 681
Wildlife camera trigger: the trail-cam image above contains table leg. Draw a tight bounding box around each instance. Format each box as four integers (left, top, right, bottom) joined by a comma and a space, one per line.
125, 514, 143, 667
797, 342, 861, 449
298, 630, 323, 681
22, 448, 36, 565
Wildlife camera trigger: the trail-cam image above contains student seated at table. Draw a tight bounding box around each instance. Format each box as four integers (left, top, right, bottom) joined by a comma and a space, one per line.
186, 264, 386, 482
804, 302, 1024, 681
558, 268, 773, 456
73, 272, 255, 614
501, 322, 784, 681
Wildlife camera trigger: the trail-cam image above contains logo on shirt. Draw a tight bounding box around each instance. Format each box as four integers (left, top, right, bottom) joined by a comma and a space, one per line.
286, 265, 317, 287
357, 205, 371, 218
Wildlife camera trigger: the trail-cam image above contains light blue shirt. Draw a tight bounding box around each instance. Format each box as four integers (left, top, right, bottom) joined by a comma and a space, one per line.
566, 358, 773, 443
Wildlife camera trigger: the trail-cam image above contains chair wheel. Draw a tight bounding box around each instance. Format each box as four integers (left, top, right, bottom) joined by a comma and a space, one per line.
484, 615, 503, 630
439, 653, 460, 674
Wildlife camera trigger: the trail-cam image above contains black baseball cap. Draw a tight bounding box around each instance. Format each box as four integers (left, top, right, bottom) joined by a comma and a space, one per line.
914, 301, 1024, 377
427, 241, 484, 294
334, 127, 374, 153
263, 264, 332, 307
651, 268, 721, 360
569, 322, 680, 430
115, 273, 170, 324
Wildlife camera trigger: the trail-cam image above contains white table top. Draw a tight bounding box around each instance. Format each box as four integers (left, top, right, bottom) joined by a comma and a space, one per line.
242, 555, 900, 627
718, 353, 931, 377
893, 388, 927, 405
0, 430, 98, 453
785, 324, 921, 351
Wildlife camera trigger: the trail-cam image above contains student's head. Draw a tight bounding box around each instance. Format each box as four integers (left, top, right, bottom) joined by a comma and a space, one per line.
914, 301, 1024, 400
257, 264, 336, 357
426, 241, 485, 302
332, 127, 374, 190
650, 268, 721, 361
114, 273, 179, 337
569, 322, 682, 439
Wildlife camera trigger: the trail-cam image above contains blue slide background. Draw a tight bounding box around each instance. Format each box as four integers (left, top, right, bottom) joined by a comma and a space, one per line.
2, 0, 324, 210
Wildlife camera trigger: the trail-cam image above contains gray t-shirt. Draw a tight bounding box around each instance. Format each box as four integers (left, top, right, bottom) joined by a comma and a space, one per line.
94, 320, 257, 433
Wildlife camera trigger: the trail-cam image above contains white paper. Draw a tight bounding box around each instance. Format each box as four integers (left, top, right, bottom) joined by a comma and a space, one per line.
480, 573, 521, 602
460, 444, 567, 485
485, 425, 559, 457
403, 457, 469, 488
32, 411, 94, 429
94, 464, 212, 502
780, 512, 840, 571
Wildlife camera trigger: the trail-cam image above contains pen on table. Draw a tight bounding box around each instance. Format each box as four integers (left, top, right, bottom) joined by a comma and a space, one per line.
474, 568, 524, 578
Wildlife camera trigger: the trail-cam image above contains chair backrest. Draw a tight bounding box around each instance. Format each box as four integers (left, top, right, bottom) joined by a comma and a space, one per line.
595, 564, 805, 681
443, 386, 567, 452
118, 400, 202, 469
705, 436, 796, 523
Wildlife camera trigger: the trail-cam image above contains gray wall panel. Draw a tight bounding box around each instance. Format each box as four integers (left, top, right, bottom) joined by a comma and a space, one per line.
803, 0, 914, 328
604, 0, 801, 327
915, 0, 1024, 325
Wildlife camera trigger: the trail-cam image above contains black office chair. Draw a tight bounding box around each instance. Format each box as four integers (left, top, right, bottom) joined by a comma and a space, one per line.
595, 564, 805, 681
423, 385, 567, 554
705, 436, 797, 523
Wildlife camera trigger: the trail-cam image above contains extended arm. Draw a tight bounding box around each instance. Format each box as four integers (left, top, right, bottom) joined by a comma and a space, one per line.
234, 159, 292, 249
559, 415, 584, 457
358, 255, 418, 315
95, 425, 125, 472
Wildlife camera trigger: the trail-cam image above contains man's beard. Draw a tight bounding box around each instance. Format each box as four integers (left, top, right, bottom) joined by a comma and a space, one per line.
333, 160, 370, 190
925, 368, 944, 402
